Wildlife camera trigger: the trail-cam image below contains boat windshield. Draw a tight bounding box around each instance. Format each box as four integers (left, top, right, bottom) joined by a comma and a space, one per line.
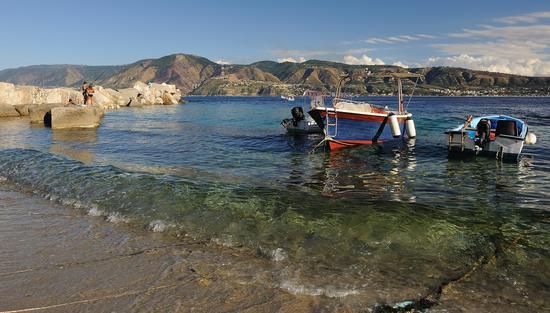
304, 90, 325, 109
333, 98, 386, 114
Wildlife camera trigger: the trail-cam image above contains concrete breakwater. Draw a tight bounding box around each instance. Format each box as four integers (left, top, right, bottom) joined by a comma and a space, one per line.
0, 81, 183, 115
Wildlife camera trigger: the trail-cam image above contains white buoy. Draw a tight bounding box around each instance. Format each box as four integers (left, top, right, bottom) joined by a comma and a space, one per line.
406, 118, 416, 138
525, 132, 537, 145
389, 114, 401, 138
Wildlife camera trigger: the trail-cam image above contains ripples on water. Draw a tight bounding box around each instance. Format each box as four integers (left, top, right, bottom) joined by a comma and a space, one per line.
0, 96, 548, 305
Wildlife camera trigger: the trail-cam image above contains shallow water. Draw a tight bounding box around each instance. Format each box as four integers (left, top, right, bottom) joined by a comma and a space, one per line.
0, 96, 549, 311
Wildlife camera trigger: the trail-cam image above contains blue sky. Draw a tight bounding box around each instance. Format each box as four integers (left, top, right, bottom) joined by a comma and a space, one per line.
1, 0, 549, 75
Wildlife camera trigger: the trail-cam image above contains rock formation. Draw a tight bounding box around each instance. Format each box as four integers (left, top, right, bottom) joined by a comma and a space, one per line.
48, 107, 102, 129
0, 81, 182, 115
0, 81, 182, 129
29, 104, 67, 123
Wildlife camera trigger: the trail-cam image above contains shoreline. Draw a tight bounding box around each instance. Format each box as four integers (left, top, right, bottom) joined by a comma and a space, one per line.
0, 182, 320, 312
1, 155, 546, 312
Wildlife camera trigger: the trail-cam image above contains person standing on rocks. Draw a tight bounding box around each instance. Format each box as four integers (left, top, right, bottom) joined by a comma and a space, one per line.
86, 83, 95, 105
81, 81, 89, 105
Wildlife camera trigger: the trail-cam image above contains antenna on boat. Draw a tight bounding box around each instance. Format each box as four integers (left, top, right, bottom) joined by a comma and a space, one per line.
334, 73, 352, 102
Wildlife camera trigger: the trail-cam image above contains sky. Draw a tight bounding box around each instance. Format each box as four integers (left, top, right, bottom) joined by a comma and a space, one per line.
0, 0, 549, 76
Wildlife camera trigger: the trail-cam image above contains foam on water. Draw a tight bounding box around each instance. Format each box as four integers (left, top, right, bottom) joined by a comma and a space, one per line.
257, 246, 288, 262
211, 236, 235, 248
149, 219, 169, 232
279, 280, 360, 298
106, 212, 130, 224
87, 206, 104, 217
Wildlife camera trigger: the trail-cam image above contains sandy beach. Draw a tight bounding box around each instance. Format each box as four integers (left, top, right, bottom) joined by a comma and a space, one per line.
0, 183, 323, 313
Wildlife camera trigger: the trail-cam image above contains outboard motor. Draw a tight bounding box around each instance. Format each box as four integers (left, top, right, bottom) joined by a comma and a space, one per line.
291, 106, 305, 126
475, 119, 491, 147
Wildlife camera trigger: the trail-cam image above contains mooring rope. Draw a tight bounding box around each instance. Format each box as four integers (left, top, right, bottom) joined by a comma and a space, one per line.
310, 136, 329, 154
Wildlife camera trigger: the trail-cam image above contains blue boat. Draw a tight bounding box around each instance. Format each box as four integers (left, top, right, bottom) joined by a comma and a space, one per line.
308, 73, 421, 150
445, 115, 537, 161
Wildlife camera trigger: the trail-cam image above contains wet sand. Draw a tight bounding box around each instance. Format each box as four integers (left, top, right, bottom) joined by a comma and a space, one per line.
0, 182, 547, 313
0, 184, 318, 313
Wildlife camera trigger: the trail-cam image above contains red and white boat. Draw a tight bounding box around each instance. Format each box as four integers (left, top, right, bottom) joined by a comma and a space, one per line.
308, 73, 421, 150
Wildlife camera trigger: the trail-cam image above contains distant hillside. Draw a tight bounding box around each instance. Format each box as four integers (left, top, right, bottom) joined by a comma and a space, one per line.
100, 54, 220, 94
0, 64, 126, 88
1, 54, 549, 96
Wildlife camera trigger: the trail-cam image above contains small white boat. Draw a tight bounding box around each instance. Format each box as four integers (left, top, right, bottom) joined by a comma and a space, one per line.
445, 115, 537, 162
281, 95, 295, 101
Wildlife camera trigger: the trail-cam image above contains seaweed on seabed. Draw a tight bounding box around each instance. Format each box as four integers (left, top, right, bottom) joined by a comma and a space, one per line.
371, 228, 531, 312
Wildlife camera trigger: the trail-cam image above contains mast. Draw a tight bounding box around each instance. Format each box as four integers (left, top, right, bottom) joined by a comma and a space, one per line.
334, 73, 351, 102
397, 77, 404, 113
366, 72, 423, 113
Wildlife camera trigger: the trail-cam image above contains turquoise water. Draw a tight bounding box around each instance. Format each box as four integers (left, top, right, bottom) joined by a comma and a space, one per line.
0, 96, 548, 309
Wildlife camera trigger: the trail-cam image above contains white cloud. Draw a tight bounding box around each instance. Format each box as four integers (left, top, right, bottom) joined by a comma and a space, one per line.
215, 60, 231, 65
392, 61, 409, 68
399, 35, 419, 41
343, 54, 385, 65
432, 19, 550, 76
434, 41, 543, 61
495, 11, 550, 25
388, 36, 407, 42
449, 24, 550, 45
277, 57, 306, 63
363, 34, 435, 44
424, 54, 550, 76
363, 38, 393, 44
416, 34, 436, 39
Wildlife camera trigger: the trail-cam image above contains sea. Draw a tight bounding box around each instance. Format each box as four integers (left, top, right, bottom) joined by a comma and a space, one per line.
0, 96, 548, 311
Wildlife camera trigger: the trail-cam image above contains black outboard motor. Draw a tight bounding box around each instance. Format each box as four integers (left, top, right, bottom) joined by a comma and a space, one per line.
291, 106, 305, 126
476, 119, 491, 147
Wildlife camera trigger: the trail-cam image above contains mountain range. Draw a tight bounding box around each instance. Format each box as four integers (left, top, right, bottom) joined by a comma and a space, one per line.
1, 53, 549, 96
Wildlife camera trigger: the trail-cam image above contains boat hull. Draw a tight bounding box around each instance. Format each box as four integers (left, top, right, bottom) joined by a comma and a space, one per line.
446, 130, 524, 162
309, 108, 411, 150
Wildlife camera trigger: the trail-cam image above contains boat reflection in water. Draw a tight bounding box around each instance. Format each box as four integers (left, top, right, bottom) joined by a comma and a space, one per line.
319, 139, 417, 200
282, 136, 418, 202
